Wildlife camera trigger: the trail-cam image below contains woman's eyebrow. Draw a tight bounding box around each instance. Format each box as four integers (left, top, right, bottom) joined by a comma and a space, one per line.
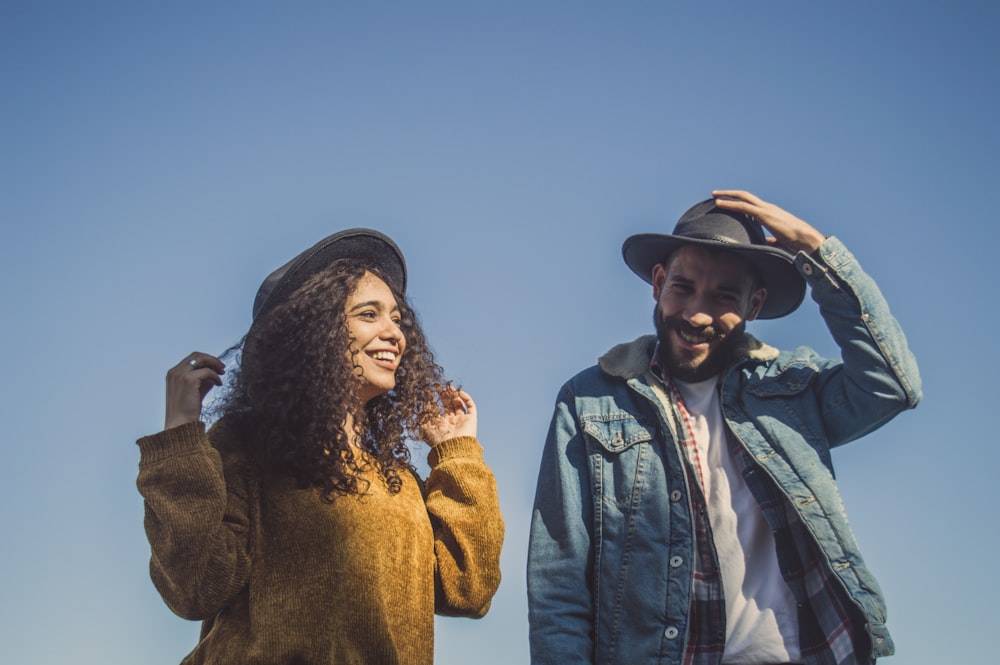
348, 300, 400, 313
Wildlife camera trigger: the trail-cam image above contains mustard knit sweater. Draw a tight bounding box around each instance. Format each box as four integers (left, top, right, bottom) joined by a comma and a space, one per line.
136, 421, 504, 665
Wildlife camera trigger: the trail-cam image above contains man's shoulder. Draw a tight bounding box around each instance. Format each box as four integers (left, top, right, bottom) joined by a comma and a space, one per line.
730, 340, 836, 395
597, 335, 656, 380
556, 336, 654, 396
735, 335, 827, 369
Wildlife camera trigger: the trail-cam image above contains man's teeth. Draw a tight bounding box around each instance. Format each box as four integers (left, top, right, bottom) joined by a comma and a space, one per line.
679, 329, 713, 344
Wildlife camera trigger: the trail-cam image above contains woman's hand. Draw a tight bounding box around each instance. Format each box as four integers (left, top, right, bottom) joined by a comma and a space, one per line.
164, 352, 225, 430
422, 386, 477, 445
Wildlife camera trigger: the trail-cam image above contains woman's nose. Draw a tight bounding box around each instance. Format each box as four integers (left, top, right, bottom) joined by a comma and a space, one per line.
380, 317, 402, 341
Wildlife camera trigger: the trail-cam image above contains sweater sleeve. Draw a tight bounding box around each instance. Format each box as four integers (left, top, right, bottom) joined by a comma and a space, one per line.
135, 421, 252, 621
424, 436, 504, 618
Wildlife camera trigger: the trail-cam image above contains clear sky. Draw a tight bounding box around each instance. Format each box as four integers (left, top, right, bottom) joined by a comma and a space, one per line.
2, 2, 997, 663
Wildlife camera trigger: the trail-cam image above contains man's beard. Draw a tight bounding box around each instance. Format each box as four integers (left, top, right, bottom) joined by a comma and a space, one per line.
654, 306, 746, 383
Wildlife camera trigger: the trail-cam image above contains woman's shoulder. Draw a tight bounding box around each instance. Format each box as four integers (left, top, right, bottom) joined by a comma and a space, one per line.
207, 417, 259, 489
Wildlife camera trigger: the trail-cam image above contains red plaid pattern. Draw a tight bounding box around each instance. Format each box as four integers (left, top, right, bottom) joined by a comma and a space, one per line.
652, 349, 872, 665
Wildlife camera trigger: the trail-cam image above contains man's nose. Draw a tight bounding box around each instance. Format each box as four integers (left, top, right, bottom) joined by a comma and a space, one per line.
683, 299, 713, 327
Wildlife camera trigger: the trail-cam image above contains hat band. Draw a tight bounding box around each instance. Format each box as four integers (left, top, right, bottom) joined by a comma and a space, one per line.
685, 232, 743, 245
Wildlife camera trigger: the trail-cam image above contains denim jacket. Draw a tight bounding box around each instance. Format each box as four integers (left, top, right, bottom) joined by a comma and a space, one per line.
527, 238, 921, 665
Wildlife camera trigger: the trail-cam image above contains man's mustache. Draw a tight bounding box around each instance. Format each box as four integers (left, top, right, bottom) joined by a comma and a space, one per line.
659, 318, 722, 342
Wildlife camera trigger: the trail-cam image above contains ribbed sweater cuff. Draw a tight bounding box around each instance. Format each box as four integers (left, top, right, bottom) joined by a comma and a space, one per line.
136, 420, 208, 464
427, 436, 482, 467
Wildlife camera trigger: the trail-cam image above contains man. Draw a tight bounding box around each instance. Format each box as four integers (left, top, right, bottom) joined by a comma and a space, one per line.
527, 190, 920, 665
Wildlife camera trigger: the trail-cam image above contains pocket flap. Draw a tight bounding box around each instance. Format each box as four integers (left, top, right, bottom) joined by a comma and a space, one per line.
582, 415, 655, 452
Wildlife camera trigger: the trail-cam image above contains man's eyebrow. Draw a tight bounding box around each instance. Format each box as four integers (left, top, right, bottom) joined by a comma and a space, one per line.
717, 282, 746, 294
668, 274, 747, 294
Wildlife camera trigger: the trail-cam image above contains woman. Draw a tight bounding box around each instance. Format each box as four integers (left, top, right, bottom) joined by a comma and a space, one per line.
136, 229, 504, 665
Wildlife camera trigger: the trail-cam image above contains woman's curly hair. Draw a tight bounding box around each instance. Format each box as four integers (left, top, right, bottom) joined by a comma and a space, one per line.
210, 259, 445, 501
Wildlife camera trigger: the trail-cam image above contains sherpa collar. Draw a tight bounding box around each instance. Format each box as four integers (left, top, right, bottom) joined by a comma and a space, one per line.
597, 334, 779, 380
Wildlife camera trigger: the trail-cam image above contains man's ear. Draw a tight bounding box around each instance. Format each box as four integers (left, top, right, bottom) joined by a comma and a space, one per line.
651, 264, 667, 300
746, 287, 767, 321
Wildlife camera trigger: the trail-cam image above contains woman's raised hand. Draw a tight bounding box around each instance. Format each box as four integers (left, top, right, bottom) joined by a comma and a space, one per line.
422, 386, 477, 445
164, 352, 226, 430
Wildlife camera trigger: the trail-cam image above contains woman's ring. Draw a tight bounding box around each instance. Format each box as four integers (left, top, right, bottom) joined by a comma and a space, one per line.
187, 358, 199, 369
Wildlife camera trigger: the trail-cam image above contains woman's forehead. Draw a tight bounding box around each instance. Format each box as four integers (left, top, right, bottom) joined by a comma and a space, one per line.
347, 271, 399, 307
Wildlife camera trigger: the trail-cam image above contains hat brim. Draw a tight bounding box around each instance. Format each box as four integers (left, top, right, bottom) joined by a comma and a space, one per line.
622, 234, 806, 319
252, 228, 407, 321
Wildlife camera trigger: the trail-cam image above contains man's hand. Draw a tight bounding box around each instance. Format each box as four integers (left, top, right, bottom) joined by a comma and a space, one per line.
712, 189, 826, 255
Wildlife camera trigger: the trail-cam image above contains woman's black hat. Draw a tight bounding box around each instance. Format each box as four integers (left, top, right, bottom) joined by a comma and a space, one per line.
252, 228, 407, 322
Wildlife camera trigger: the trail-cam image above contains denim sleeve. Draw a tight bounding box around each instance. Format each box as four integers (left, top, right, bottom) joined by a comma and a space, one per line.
527, 384, 595, 664
800, 237, 922, 445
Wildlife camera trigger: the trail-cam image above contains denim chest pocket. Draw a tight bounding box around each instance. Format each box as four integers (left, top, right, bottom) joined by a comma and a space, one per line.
582, 414, 655, 453
744, 363, 817, 397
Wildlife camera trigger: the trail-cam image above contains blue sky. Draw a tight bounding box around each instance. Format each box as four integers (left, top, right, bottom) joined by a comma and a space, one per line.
2, 2, 997, 663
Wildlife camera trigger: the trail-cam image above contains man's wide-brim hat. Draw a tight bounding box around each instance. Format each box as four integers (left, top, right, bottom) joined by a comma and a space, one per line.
622, 199, 806, 319
252, 228, 407, 322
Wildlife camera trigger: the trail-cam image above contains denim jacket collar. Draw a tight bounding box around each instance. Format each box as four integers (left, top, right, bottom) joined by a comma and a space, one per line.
597, 333, 780, 381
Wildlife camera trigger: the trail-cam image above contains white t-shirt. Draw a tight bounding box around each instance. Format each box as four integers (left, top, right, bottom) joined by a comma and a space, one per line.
674, 377, 801, 665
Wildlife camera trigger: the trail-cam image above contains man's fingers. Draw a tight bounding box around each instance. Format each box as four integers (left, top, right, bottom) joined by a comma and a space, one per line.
711, 189, 763, 206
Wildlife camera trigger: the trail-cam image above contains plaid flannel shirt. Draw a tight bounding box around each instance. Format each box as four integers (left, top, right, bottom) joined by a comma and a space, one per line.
651, 355, 872, 665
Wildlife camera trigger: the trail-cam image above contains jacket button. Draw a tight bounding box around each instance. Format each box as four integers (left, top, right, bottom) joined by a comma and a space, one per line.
664, 626, 679, 639
669, 556, 683, 568
670, 490, 682, 502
